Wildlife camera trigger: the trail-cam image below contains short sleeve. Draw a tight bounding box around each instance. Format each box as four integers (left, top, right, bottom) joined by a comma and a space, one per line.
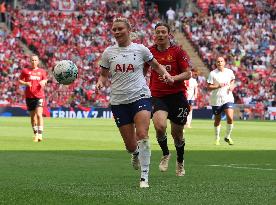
42, 70, 47, 80
207, 72, 214, 84
230, 70, 235, 81
99, 49, 110, 69
177, 48, 191, 71
19, 69, 26, 80
140, 44, 153, 63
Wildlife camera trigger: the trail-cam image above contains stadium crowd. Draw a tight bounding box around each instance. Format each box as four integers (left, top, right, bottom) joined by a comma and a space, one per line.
182, 0, 275, 118
0, 0, 275, 119
1, 0, 161, 108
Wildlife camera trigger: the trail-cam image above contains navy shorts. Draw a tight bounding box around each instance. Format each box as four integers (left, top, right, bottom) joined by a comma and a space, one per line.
111, 98, 152, 127
212, 102, 234, 115
26, 98, 44, 111
151, 92, 190, 125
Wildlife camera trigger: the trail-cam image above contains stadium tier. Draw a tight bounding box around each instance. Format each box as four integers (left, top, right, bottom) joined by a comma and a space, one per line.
0, 0, 275, 119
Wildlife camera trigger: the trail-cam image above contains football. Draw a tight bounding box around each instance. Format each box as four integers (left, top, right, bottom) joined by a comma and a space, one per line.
52, 60, 78, 85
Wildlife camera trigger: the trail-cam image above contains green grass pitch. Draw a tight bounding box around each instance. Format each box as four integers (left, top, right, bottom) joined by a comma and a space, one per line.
0, 117, 275, 205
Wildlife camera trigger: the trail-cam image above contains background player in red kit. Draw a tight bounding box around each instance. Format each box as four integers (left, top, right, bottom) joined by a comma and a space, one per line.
19, 55, 48, 142
146, 22, 192, 176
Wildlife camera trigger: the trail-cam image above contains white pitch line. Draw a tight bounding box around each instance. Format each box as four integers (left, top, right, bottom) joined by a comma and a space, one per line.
207, 164, 276, 171
229, 163, 271, 166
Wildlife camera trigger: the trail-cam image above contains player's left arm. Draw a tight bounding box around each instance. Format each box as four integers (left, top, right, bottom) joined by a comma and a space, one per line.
172, 49, 192, 82
147, 58, 174, 84
194, 82, 198, 98
39, 71, 48, 87
228, 79, 235, 92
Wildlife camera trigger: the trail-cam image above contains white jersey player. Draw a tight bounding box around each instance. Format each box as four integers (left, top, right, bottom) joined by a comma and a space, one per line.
207, 57, 235, 146
185, 70, 198, 128
96, 17, 173, 188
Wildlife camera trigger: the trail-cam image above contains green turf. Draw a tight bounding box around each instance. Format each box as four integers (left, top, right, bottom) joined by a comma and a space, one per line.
0, 117, 275, 205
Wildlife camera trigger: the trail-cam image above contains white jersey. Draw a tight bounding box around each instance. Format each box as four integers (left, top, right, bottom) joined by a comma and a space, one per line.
99, 42, 153, 105
207, 68, 235, 106
166, 9, 175, 21
186, 77, 198, 100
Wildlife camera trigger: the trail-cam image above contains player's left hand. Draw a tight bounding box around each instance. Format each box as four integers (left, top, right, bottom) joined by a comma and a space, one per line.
162, 73, 174, 84
39, 80, 47, 87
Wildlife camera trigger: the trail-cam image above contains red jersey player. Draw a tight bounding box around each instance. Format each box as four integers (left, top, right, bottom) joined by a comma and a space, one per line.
19, 55, 48, 142
146, 22, 192, 176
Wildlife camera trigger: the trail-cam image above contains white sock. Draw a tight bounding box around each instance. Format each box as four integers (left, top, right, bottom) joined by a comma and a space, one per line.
225, 124, 233, 139
38, 126, 43, 135
33, 126, 38, 135
187, 110, 192, 126
214, 125, 221, 140
138, 139, 151, 182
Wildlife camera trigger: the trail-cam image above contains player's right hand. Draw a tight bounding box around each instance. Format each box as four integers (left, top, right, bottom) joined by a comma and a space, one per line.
26, 82, 32, 87
162, 73, 174, 84
96, 81, 104, 91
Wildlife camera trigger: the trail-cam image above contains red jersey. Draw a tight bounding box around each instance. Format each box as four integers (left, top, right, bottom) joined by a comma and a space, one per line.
19, 68, 47, 98
149, 45, 191, 97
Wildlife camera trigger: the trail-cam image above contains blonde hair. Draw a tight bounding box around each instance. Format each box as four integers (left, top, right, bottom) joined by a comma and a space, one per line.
113, 17, 131, 30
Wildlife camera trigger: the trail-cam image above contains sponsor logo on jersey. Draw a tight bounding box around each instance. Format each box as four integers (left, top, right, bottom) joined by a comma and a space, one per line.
29, 75, 41, 80
115, 64, 134, 72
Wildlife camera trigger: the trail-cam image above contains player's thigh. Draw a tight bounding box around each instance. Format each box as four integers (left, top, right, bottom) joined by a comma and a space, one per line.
152, 97, 168, 130
35, 106, 43, 116
224, 108, 234, 122
134, 110, 151, 140
152, 110, 168, 131
167, 92, 189, 125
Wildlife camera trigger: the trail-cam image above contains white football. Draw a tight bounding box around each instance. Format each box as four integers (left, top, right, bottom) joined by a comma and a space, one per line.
52, 60, 78, 85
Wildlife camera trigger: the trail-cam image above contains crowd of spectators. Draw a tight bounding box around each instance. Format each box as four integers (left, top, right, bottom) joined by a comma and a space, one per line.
0, 26, 28, 105
182, 0, 275, 118
0, 0, 275, 120
3, 0, 160, 108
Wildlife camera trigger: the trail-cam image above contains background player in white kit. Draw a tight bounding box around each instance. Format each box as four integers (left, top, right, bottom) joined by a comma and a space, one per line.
185, 69, 198, 128
207, 57, 235, 146
96, 17, 173, 188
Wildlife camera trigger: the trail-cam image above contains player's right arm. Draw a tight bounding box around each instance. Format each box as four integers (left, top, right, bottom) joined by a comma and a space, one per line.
96, 68, 109, 90
19, 70, 32, 87
96, 48, 110, 90
206, 71, 226, 91
19, 80, 32, 87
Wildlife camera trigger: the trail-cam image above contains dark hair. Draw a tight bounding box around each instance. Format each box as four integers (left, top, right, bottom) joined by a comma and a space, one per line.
155, 22, 170, 33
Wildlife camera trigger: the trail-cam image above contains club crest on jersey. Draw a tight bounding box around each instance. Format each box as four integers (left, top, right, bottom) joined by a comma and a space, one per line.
115, 64, 134, 72
167, 55, 173, 61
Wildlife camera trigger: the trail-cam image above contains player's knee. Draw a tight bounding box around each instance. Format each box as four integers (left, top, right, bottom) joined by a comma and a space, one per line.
37, 113, 43, 119
227, 118, 233, 124
154, 124, 167, 135
136, 130, 148, 140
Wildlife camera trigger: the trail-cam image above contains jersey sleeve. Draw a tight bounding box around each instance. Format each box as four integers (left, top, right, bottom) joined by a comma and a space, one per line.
19, 69, 26, 81
207, 72, 214, 84
230, 70, 235, 81
99, 48, 110, 69
42, 70, 47, 80
141, 44, 153, 62
176, 48, 191, 71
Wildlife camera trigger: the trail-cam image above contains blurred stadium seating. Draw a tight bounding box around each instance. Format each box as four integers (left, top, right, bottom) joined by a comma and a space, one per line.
0, 0, 275, 119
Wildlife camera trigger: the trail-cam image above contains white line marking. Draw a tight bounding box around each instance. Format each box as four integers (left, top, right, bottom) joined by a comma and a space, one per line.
207, 164, 276, 171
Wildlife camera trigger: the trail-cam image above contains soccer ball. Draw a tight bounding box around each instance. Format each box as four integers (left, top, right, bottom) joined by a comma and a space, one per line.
52, 60, 78, 85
